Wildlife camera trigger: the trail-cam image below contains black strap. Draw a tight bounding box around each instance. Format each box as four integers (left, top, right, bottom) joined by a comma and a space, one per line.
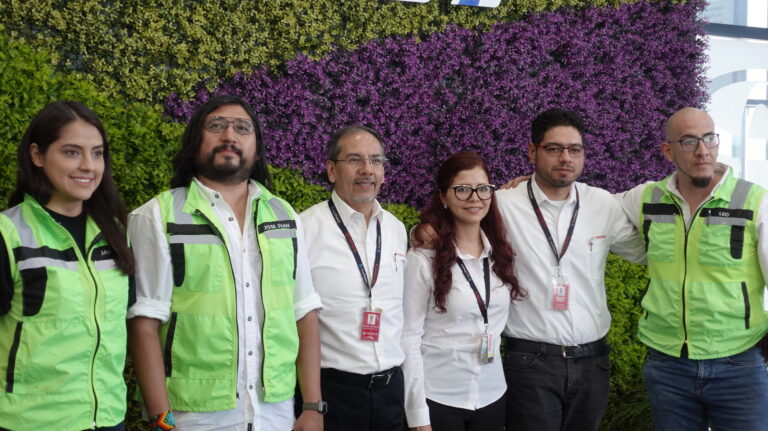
527, 180, 580, 266
456, 257, 490, 326
328, 200, 381, 296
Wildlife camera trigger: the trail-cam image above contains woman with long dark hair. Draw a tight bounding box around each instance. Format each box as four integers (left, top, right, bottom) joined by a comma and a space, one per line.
403, 151, 524, 431
0, 101, 134, 430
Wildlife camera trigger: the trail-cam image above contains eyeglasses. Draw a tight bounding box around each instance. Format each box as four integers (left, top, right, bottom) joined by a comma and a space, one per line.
204, 117, 256, 135
450, 184, 497, 201
333, 155, 388, 168
539, 144, 584, 157
668, 134, 719, 152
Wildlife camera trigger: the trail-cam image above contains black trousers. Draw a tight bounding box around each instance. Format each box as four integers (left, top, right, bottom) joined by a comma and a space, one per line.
320, 367, 405, 431
503, 345, 610, 431
426, 394, 506, 431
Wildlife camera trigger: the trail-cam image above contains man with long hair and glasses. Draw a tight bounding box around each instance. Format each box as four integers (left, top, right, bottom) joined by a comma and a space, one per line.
301, 125, 408, 430
127, 95, 323, 431
496, 108, 645, 431
618, 107, 768, 430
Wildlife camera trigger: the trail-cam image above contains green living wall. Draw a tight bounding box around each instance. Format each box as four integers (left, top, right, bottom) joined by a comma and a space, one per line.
0, 1, 705, 429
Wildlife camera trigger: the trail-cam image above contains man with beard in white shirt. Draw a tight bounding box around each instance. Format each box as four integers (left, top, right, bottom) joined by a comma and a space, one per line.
127, 95, 323, 431
301, 126, 408, 431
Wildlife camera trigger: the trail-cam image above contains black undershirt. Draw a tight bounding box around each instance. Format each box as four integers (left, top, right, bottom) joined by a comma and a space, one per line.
0, 208, 87, 315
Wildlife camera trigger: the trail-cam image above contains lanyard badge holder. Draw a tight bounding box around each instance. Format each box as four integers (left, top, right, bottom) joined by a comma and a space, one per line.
527, 181, 579, 311
458, 257, 494, 364
329, 200, 383, 342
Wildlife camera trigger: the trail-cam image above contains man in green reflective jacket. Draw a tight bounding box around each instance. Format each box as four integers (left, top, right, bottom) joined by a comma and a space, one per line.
127, 95, 324, 431
619, 107, 768, 430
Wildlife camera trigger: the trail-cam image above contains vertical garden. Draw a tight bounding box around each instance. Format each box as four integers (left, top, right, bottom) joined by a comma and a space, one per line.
0, 1, 708, 429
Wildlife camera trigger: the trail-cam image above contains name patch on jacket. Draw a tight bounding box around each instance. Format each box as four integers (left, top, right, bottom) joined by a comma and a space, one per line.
258, 220, 297, 233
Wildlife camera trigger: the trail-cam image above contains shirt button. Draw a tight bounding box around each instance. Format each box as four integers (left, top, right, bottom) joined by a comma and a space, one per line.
245, 282, 250, 287
228, 217, 234, 222
214, 193, 220, 198
249, 384, 253, 390
248, 351, 253, 356
210, 202, 215, 207
247, 316, 253, 321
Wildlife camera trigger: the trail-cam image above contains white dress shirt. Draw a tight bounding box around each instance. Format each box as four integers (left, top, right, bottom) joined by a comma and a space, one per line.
301, 191, 407, 374
618, 164, 768, 287
402, 233, 510, 427
495, 175, 645, 345
127, 178, 322, 431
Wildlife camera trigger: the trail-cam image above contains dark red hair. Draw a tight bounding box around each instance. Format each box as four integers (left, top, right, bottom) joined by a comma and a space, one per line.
412, 151, 524, 312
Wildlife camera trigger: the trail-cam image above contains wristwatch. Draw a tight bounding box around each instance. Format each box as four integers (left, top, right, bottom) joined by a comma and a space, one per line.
302, 400, 328, 415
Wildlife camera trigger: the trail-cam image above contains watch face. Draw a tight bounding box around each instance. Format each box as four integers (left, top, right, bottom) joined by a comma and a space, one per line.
304, 401, 328, 414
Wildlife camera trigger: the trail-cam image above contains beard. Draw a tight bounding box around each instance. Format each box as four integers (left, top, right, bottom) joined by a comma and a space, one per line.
197, 144, 254, 184
691, 175, 712, 188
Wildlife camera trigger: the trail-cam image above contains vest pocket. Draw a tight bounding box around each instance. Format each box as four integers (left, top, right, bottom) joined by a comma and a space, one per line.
169, 244, 185, 287
19, 268, 47, 317
164, 312, 178, 377
741, 282, 750, 330
5, 321, 23, 392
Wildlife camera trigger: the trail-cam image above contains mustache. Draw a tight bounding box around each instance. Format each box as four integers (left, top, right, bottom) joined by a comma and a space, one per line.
213, 144, 242, 156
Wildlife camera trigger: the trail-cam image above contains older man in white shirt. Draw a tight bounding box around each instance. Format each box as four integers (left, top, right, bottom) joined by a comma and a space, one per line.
496, 109, 645, 431
301, 125, 408, 431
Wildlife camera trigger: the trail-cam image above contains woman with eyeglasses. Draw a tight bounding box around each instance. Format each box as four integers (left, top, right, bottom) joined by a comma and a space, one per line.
0, 101, 134, 430
403, 151, 524, 431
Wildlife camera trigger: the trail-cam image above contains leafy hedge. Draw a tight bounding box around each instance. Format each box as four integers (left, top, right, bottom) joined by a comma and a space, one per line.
2, 0, 665, 103
167, 0, 708, 209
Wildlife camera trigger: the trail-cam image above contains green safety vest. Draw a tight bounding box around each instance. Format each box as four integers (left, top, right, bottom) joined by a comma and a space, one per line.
154, 181, 299, 411
0, 195, 129, 430
638, 170, 768, 359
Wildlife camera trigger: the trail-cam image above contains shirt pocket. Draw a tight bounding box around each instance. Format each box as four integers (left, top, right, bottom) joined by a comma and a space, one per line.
587, 235, 608, 285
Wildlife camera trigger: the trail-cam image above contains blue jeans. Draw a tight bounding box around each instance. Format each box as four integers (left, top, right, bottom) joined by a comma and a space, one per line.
644, 346, 768, 431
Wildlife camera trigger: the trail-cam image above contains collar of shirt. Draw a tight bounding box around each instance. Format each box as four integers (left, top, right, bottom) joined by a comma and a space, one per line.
665, 163, 730, 225
330, 190, 383, 226
529, 173, 579, 207
455, 230, 493, 261
193, 177, 262, 206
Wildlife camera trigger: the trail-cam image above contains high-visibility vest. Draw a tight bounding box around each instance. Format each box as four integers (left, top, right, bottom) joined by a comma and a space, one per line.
639, 170, 768, 359
0, 195, 129, 430
153, 181, 299, 411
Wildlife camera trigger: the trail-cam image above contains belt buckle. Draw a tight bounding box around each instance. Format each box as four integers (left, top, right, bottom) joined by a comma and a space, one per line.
561, 344, 579, 358
369, 370, 393, 388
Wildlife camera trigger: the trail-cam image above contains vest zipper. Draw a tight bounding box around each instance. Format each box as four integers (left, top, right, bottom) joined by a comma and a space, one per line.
85, 233, 104, 426
675, 198, 711, 359
253, 203, 267, 394
194, 209, 239, 399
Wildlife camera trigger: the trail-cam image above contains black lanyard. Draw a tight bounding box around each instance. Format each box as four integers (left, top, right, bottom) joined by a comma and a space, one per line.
328, 199, 381, 296
456, 257, 490, 326
527, 180, 580, 266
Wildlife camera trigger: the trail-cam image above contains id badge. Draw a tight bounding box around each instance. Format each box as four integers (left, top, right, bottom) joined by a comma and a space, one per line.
361, 308, 382, 342
480, 332, 494, 363
550, 275, 570, 311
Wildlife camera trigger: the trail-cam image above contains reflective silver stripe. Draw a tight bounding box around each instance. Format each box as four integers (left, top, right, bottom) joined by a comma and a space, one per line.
263, 229, 296, 239
651, 186, 665, 204
645, 214, 676, 223
729, 179, 752, 209
18, 257, 78, 272
172, 187, 194, 224
705, 216, 746, 226
1, 206, 38, 248
93, 259, 117, 271
169, 234, 223, 245
266, 198, 291, 221
263, 198, 296, 239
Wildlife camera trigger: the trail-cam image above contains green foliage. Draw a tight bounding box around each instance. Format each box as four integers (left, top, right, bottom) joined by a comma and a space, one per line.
0, 28, 182, 210
1, 0, 653, 102
383, 202, 421, 235
603, 254, 652, 430
268, 165, 331, 213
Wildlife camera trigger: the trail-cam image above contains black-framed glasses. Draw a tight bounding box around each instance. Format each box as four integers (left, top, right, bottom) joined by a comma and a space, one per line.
333, 154, 388, 168
204, 117, 256, 135
539, 144, 584, 157
668, 134, 719, 153
450, 184, 497, 201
